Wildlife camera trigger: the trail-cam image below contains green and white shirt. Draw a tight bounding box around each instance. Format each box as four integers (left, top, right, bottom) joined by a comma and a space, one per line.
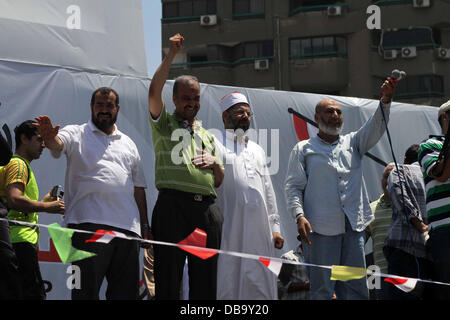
150, 105, 220, 197
419, 135, 450, 231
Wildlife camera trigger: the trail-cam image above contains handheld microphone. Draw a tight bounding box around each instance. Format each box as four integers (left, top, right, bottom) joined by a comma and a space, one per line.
391, 69, 407, 81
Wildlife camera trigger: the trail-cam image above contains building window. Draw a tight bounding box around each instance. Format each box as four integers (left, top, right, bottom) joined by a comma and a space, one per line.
206, 45, 234, 63
174, 41, 274, 68
290, 36, 347, 59
163, 2, 178, 18
233, 0, 265, 19
189, 55, 208, 63
162, 0, 217, 22
373, 75, 444, 99
235, 41, 274, 61
290, 0, 347, 14
371, 0, 410, 6
380, 27, 437, 50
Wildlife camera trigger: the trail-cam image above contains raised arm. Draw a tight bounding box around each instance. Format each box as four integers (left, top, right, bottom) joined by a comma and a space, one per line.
354, 78, 397, 155
149, 33, 184, 120
33, 116, 64, 152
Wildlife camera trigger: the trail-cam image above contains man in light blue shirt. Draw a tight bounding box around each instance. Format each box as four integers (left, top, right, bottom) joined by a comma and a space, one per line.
284, 78, 397, 300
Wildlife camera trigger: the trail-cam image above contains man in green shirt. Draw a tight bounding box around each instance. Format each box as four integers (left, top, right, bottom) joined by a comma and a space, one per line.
418, 100, 450, 300
0, 120, 65, 299
148, 33, 224, 300
368, 163, 394, 300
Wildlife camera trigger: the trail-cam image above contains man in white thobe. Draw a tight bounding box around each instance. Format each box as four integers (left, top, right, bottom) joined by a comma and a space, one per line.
215, 92, 284, 300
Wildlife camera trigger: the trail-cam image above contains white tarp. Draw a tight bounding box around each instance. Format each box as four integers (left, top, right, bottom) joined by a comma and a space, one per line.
0, 0, 147, 77
0, 60, 440, 299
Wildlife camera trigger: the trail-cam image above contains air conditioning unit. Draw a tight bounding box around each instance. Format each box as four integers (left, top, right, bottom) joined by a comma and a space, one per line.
436, 47, 450, 60
254, 59, 269, 70
383, 49, 397, 60
200, 15, 217, 26
401, 46, 417, 58
413, 0, 431, 8
327, 6, 342, 16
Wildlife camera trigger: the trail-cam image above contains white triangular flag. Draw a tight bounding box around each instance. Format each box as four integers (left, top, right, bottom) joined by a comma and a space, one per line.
259, 257, 282, 276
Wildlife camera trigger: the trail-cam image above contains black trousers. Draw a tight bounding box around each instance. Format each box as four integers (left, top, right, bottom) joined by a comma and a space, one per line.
427, 228, 450, 300
69, 223, 140, 300
12, 242, 46, 300
0, 213, 23, 300
384, 246, 433, 300
152, 189, 223, 300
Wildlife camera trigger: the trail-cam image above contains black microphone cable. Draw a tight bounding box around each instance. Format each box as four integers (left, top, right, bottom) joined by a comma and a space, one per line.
379, 71, 422, 281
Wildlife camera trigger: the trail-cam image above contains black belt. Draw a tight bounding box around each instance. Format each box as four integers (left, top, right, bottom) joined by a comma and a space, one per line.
159, 188, 215, 203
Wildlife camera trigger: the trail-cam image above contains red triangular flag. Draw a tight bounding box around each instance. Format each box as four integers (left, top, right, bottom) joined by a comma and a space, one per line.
384, 277, 417, 292
85, 229, 126, 244
177, 228, 218, 260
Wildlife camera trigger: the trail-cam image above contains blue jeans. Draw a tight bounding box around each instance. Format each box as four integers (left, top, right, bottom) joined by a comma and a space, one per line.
303, 217, 369, 300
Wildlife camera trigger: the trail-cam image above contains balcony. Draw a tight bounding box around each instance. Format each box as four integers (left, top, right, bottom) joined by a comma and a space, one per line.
289, 55, 348, 92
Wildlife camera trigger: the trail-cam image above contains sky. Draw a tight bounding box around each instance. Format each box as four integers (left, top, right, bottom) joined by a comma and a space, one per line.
142, 0, 162, 78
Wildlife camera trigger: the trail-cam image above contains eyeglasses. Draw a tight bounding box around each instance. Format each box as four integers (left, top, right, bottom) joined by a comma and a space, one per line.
231, 109, 253, 117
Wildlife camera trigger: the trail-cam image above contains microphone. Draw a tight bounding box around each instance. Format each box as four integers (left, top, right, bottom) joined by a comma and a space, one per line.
391, 69, 406, 81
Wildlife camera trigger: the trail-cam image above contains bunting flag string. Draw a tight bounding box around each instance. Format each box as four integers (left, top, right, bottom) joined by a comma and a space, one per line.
330, 265, 367, 282
176, 228, 219, 260
384, 277, 418, 293
2, 217, 449, 293
259, 257, 283, 276
85, 229, 127, 244
47, 223, 96, 263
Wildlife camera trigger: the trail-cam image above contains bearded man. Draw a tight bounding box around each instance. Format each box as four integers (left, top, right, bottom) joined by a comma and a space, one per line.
214, 92, 284, 300
148, 34, 224, 300
34, 87, 150, 300
284, 78, 397, 300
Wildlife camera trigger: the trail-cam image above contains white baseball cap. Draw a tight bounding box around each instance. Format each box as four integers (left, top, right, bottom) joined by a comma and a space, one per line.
220, 91, 249, 113
438, 100, 450, 119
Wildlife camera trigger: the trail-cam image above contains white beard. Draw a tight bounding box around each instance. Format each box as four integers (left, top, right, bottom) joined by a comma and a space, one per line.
318, 119, 343, 136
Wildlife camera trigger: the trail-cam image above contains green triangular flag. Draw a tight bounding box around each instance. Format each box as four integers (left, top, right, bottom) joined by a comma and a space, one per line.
48, 223, 96, 264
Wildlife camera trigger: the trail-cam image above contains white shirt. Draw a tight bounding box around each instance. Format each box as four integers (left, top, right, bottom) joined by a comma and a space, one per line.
215, 130, 280, 300
52, 120, 147, 235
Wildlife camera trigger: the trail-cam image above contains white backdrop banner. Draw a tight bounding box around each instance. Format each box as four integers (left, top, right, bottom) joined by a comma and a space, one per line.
0, 0, 147, 77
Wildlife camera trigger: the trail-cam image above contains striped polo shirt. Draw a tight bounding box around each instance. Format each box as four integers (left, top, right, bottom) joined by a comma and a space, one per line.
418, 135, 450, 230
369, 194, 392, 274
150, 105, 219, 197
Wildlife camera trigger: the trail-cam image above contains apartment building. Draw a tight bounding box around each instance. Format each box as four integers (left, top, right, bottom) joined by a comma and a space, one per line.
161, 0, 450, 106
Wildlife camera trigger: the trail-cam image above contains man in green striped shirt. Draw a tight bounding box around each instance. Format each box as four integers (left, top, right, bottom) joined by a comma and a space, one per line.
368, 163, 394, 300
418, 100, 450, 299
148, 33, 224, 300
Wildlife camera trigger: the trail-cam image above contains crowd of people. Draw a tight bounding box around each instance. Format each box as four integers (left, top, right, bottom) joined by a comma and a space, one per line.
0, 33, 449, 300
